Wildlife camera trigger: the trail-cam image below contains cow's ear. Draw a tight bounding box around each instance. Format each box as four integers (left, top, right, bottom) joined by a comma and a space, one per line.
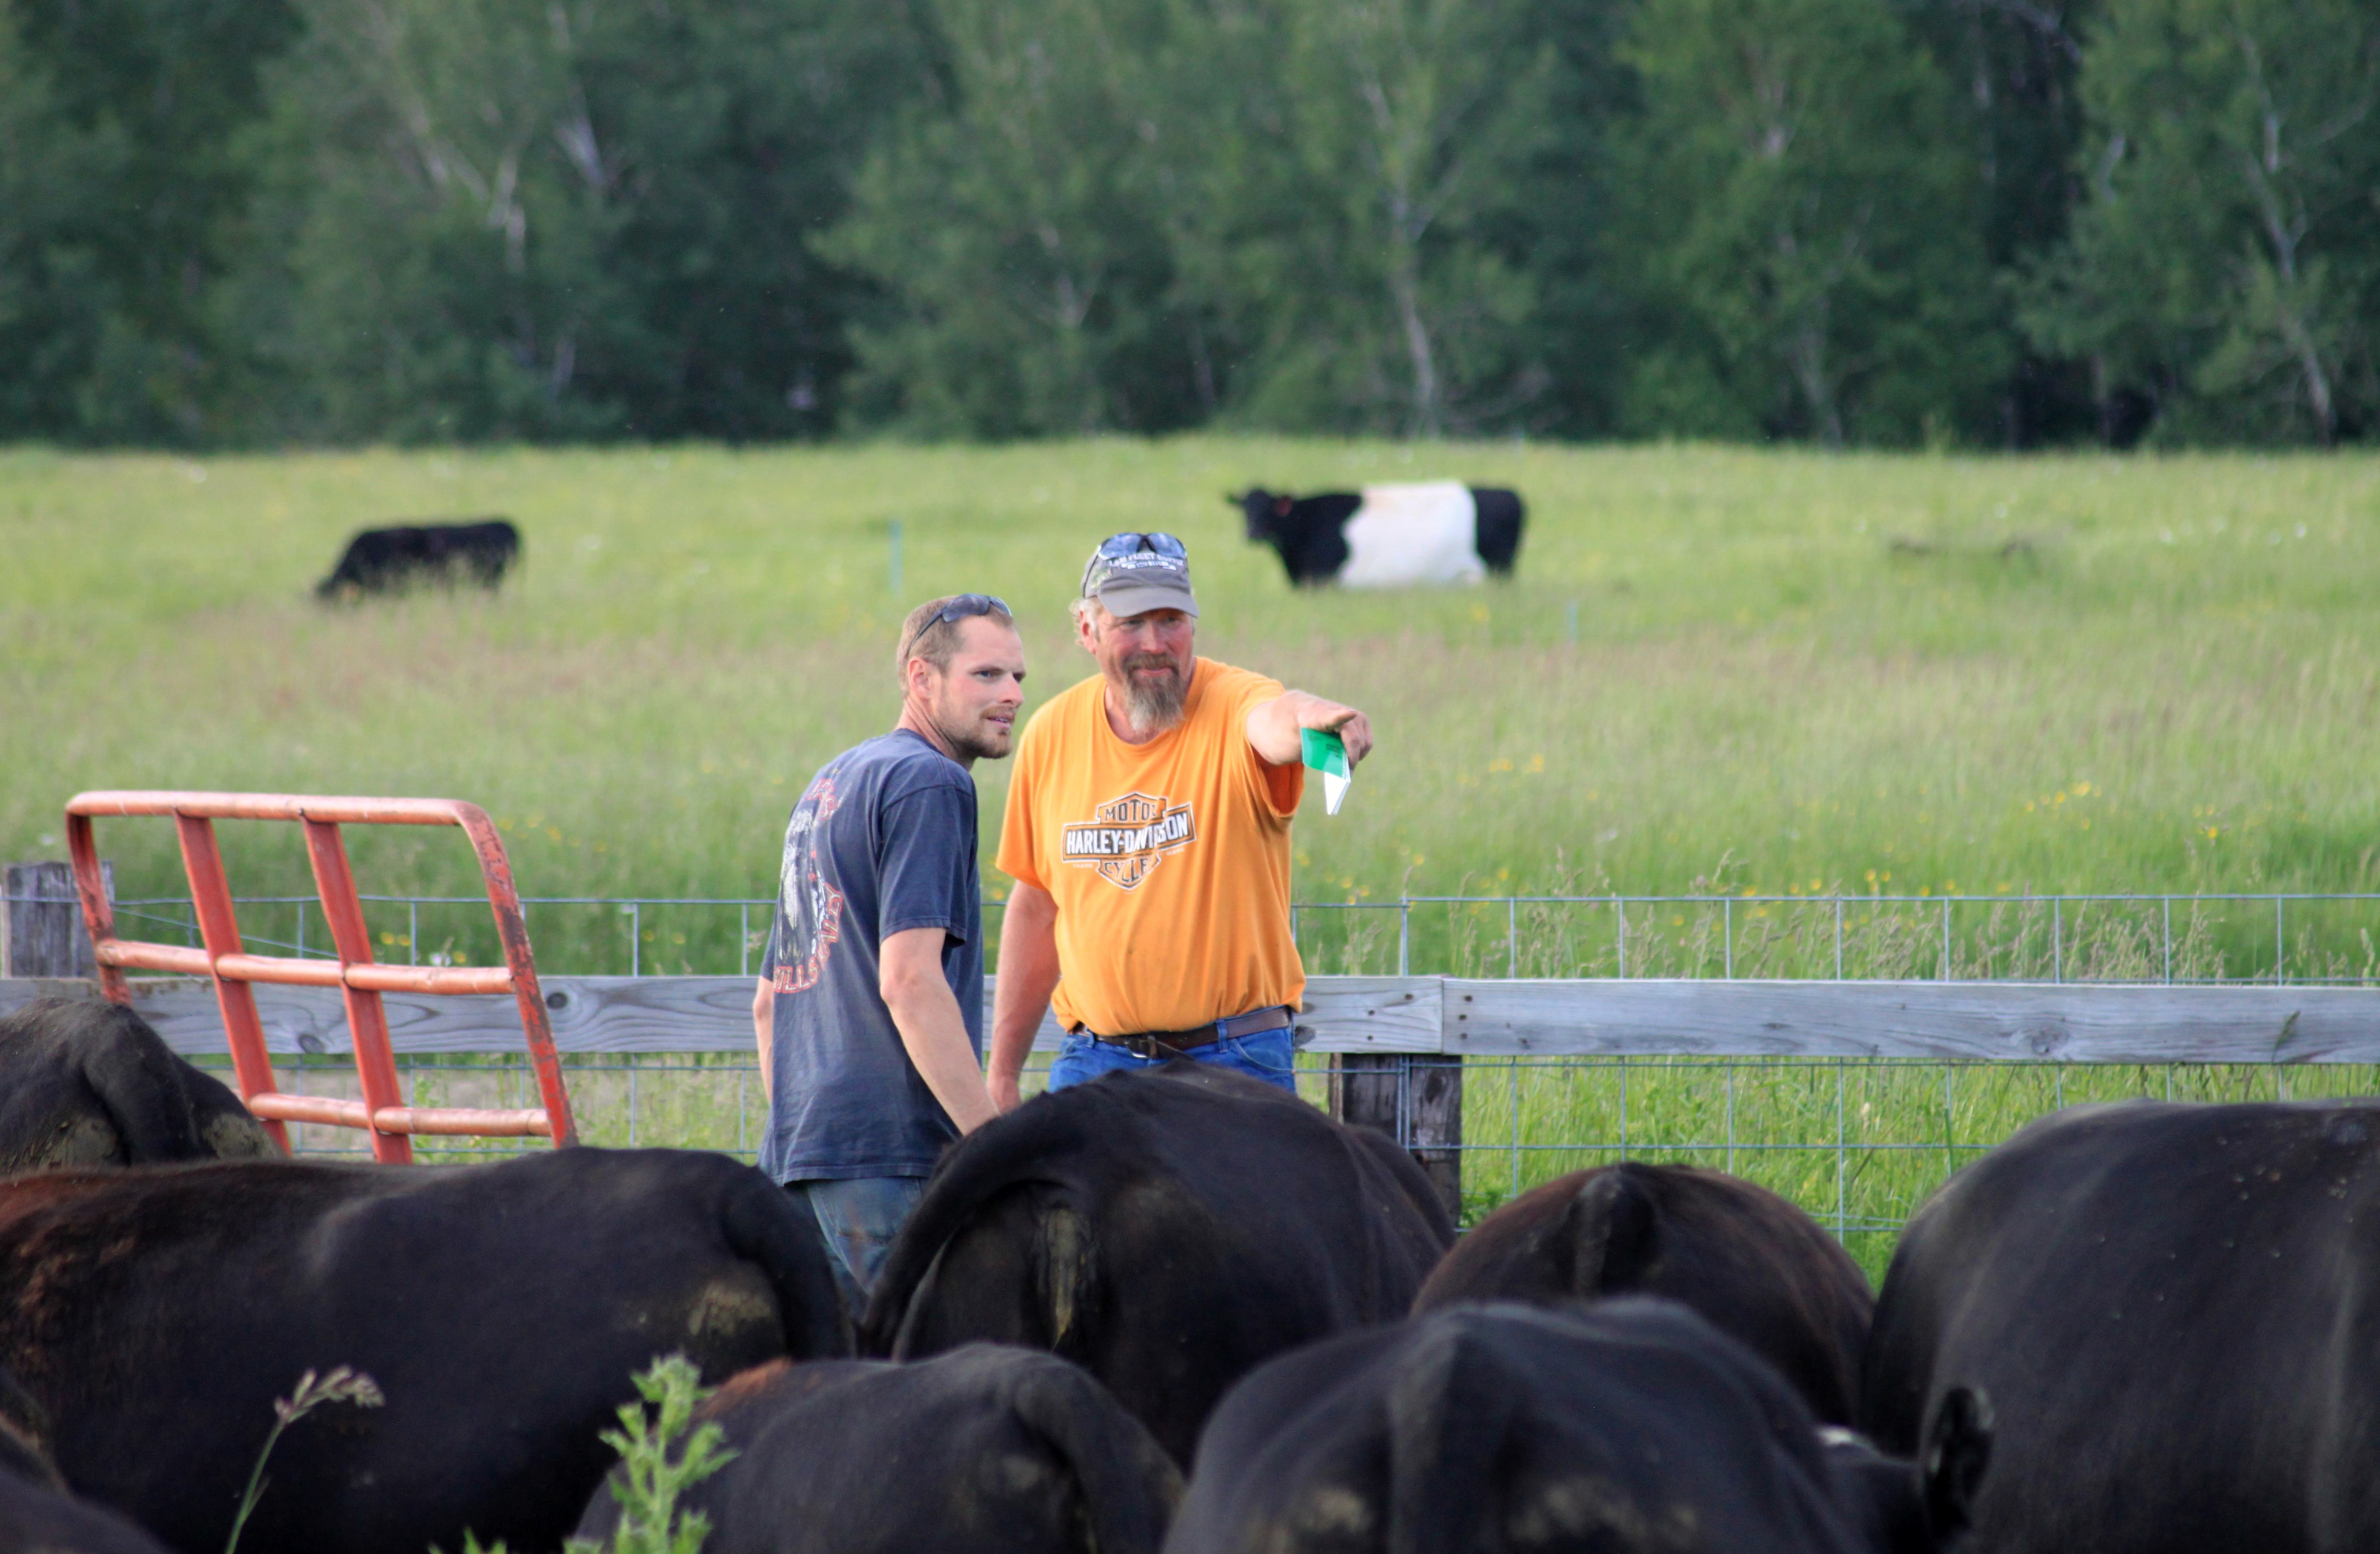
1922, 1386, 1994, 1540
1565, 1164, 1660, 1294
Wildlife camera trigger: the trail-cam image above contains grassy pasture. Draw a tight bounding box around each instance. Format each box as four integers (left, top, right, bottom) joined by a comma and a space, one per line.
9, 438, 2380, 1272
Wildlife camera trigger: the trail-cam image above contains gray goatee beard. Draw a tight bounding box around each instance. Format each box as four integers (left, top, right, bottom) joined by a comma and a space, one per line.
1119, 662, 1186, 735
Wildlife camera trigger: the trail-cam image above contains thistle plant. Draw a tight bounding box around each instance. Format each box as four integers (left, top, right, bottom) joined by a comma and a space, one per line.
567, 1354, 737, 1554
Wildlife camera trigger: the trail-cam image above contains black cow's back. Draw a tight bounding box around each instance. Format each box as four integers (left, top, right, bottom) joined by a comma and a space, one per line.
578, 1347, 1181, 1554
1863, 1099, 2380, 1553
1169, 1300, 1884, 1554
862, 1064, 1452, 1464
316, 518, 519, 598
0, 1148, 844, 1554
1414, 1162, 1872, 1423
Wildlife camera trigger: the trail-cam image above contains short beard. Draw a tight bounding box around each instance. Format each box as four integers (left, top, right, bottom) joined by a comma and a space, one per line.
932, 712, 1009, 762
1116, 656, 1186, 735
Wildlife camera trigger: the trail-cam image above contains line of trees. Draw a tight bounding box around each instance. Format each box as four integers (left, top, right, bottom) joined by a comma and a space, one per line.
2, 0, 2373, 448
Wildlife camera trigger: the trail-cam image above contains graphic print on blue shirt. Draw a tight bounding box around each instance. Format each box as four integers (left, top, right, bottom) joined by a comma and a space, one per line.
775, 774, 845, 994
762, 730, 982, 1184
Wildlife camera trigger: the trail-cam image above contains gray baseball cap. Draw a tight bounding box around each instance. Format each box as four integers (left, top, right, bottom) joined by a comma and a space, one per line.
1081, 532, 1199, 619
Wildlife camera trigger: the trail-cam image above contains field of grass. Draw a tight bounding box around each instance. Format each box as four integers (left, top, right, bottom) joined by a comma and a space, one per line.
10, 437, 2380, 1274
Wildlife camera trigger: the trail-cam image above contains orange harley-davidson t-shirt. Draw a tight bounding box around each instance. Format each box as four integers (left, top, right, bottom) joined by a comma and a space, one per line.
997, 657, 1306, 1036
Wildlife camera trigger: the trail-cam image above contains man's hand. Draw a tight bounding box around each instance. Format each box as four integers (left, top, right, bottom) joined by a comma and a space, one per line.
881, 928, 999, 1134
1247, 690, 1374, 768
989, 882, 1061, 1111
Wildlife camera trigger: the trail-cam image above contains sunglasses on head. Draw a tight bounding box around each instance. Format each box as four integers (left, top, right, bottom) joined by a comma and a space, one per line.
900, 593, 1009, 663
1095, 531, 1187, 560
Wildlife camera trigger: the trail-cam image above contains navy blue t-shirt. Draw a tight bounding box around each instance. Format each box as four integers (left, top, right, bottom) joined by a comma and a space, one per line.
760, 729, 982, 1182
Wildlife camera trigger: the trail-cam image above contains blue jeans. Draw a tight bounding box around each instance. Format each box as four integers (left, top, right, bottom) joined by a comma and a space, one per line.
1047, 1024, 1299, 1094
786, 1175, 926, 1315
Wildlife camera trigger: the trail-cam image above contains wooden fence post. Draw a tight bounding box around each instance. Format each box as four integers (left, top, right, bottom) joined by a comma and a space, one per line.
2, 860, 111, 978
1331, 1052, 1464, 1222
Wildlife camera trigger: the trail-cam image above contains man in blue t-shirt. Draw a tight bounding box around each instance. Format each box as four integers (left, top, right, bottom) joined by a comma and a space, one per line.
751, 593, 1025, 1309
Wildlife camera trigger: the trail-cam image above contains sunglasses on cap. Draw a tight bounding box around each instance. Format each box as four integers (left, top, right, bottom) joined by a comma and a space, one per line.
899, 592, 1010, 662
1095, 532, 1187, 560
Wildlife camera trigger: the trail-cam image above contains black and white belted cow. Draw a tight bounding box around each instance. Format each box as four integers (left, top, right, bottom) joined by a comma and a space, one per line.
1232, 483, 1525, 587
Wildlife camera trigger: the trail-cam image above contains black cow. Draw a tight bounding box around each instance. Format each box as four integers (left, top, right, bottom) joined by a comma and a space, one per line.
315, 518, 520, 599
1232, 484, 1525, 587
1166, 1300, 1990, 1554
0, 1149, 846, 1554
861, 1064, 1453, 1465
576, 1346, 1182, 1554
1863, 1098, 2380, 1554
0, 998, 274, 1173
1412, 1162, 1873, 1424
0, 1368, 172, 1554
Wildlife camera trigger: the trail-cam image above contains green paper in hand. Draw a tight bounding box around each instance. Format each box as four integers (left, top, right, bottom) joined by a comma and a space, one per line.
1301, 727, 1352, 815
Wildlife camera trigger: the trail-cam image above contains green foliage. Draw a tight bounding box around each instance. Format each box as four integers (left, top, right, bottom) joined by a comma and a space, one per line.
435, 1357, 731, 1554
2020, 0, 2380, 444
5, 0, 2380, 448
823, 0, 1193, 437
231, 0, 919, 442
570, 1355, 736, 1554
0, 0, 294, 443
1614, 0, 2005, 443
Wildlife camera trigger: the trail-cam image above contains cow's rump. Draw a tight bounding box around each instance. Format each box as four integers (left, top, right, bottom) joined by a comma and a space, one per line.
1863, 1098, 2380, 1553
1167, 1299, 1983, 1554
861, 1063, 1452, 1465
0, 1148, 845, 1554
577, 1347, 1180, 1554
0, 998, 273, 1173
1414, 1161, 1873, 1423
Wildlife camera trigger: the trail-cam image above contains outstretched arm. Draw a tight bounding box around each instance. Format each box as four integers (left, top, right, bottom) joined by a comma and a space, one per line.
988, 882, 1060, 1112
1247, 690, 1373, 767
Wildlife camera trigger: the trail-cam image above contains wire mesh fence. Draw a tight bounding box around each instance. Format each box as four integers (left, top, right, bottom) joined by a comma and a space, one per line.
41, 887, 2380, 1278
62, 887, 2380, 986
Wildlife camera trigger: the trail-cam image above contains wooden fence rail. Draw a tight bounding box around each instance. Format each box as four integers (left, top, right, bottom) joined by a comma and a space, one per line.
9, 973, 2377, 1219
6, 974, 2376, 1063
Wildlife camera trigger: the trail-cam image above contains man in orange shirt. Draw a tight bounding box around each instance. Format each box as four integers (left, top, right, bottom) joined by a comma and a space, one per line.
988, 532, 1372, 1107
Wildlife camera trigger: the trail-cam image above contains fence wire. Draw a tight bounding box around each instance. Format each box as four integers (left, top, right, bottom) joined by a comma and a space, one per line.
34, 887, 2380, 1275
41, 887, 2380, 987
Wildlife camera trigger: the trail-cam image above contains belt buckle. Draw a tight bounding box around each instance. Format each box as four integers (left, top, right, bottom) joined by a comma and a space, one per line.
1126, 1034, 1161, 1061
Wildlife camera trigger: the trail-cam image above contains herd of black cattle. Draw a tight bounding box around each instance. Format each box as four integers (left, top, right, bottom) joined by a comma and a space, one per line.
0, 995, 2371, 1553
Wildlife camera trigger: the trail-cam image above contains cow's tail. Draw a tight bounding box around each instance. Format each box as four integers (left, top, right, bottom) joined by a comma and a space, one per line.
1385, 1317, 1517, 1554
69, 1001, 210, 1164
1562, 1162, 1663, 1294
721, 1167, 853, 1359
1002, 1352, 1183, 1554
858, 1098, 1100, 1356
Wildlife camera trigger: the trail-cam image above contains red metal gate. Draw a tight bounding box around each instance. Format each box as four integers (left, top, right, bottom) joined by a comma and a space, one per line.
66, 792, 579, 1162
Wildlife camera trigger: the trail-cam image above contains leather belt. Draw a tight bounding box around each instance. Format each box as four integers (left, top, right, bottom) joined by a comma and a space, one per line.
1078, 1005, 1294, 1061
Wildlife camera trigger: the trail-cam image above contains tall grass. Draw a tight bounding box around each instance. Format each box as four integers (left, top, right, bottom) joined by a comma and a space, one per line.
15, 439, 2380, 1275
8, 440, 2380, 910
